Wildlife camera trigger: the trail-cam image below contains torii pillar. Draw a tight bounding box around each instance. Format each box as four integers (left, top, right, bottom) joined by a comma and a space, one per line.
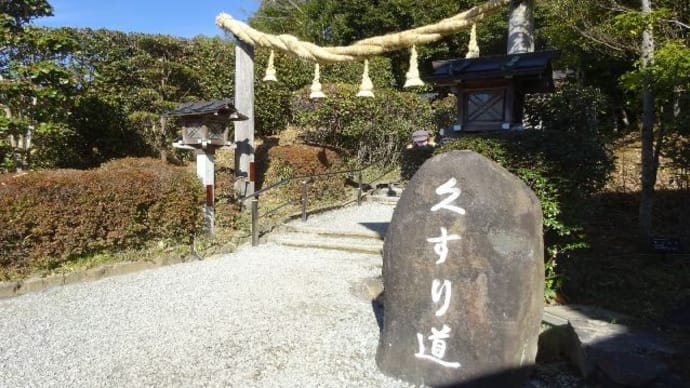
234, 38, 255, 200
507, 0, 534, 55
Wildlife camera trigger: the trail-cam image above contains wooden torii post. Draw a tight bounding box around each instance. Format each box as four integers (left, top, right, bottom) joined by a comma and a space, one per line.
233, 39, 255, 200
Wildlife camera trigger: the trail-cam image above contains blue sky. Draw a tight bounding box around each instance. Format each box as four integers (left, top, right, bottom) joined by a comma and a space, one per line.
35, 0, 261, 38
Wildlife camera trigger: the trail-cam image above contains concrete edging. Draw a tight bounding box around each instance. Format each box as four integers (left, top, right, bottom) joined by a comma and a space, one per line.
0, 254, 196, 299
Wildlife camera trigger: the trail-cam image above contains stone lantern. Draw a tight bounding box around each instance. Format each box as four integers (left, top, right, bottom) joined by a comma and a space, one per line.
167, 99, 248, 233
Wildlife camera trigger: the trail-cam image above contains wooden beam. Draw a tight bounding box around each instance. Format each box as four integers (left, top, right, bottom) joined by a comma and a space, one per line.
233, 38, 255, 199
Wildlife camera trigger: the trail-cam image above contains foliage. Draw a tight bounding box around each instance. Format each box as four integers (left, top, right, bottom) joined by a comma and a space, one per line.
1, 0, 78, 171
0, 158, 203, 279
430, 94, 457, 130
538, 0, 689, 125
72, 30, 205, 160
253, 50, 395, 136
524, 83, 614, 137
0, 0, 52, 36
0, 26, 243, 169
291, 83, 434, 165
400, 145, 435, 181
560, 190, 690, 322
261, 144, 348, 206
185, 36, 236, 99
540, 0, 689, 241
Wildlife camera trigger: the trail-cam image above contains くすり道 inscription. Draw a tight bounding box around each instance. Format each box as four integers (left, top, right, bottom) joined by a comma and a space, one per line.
376, 150, 544, 387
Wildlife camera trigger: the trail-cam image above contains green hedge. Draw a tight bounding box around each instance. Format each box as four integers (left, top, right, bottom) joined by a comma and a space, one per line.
0, 158, 203, 279
254, 51, 395, 136
290, 83, 434, 165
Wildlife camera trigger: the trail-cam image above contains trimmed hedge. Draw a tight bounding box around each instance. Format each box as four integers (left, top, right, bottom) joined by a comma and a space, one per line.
261, 144, 348, 205
290, 83, 434, 165
0, 158, 203, 278
254, 51, 395, 136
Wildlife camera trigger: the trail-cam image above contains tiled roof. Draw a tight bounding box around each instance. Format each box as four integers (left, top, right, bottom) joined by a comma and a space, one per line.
426, 50, 559, 84
165, 99, 248, 120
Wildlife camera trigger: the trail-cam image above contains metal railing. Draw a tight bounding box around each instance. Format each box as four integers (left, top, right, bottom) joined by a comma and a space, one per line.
238, 160, 396, 246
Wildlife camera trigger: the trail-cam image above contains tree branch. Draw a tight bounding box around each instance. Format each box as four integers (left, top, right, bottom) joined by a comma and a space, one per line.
663, 19, 690, 30
571, 25, 627, 52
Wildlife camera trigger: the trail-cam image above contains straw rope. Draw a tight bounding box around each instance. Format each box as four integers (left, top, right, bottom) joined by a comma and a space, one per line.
215, 0, 510, 63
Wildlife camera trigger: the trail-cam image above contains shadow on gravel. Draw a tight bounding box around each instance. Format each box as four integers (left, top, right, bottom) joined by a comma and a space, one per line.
372, 293, 384, 333
359, 222, 389, 238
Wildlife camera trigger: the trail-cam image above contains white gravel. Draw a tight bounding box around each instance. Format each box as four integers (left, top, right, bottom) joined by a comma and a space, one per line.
293, 202, 394, 236
0, 204, 413, 387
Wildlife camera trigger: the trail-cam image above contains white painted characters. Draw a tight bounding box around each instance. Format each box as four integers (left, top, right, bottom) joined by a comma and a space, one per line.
431, 279, 452, 317
414, 177, 465, 369
430, 178, 466, 215
427, 227, 460, 264
415, 325, 461, 368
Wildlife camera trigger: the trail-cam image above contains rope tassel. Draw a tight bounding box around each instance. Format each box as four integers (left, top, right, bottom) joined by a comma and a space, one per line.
309, 63, 326, 99
263, 50, 278, 81
403, 45, 424, 88
356, 59, 374, 97
465, 24, 480, 59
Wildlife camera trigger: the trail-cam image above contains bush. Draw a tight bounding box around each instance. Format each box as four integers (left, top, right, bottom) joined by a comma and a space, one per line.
524, 84, 614, 137
291, 83, 434, 165
431, 94, 458, 130
0, 158, 203, 278
261, 144, 348, 205
254, 50, 394, 137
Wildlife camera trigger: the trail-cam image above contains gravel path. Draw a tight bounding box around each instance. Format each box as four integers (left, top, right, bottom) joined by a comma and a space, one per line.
0, 203, 413, 388
289, 201, 394, 236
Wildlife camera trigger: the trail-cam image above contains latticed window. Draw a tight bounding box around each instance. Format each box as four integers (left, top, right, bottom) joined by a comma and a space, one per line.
464, 89, 506, 123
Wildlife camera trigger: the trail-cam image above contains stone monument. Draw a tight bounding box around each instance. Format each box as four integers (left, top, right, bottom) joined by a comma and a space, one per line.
376, 150, 544, 387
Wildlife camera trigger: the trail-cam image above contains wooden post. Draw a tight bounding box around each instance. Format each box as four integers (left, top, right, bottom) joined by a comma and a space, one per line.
507, 0, 534, 55
234, 38, 255, 199
197, 150, 215, 234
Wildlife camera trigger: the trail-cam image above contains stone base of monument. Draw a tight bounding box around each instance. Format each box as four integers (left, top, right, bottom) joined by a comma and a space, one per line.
540, 305, 689, 387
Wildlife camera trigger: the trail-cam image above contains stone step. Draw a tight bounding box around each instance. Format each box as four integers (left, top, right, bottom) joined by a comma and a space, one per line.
268, 232, 383, 255
365, 194, 400, 205
277, 224, 385, 240
365, 183, 403, 205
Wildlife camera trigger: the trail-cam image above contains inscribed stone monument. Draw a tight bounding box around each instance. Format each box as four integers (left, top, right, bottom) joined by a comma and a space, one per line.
376, 150, 544, 387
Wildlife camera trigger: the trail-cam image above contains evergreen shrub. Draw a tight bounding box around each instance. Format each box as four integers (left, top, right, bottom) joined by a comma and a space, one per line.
261, 144, 348, 205
524, 84, 613, 136
254, 51, 394, 137
0, 158, 203, 278
290, 83, 434, 165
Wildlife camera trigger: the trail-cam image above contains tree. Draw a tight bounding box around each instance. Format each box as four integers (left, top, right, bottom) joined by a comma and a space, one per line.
64, 30, 209, 163
639, 0, 655, 242
541, 0, 689, 242
0, 1, 79, 171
